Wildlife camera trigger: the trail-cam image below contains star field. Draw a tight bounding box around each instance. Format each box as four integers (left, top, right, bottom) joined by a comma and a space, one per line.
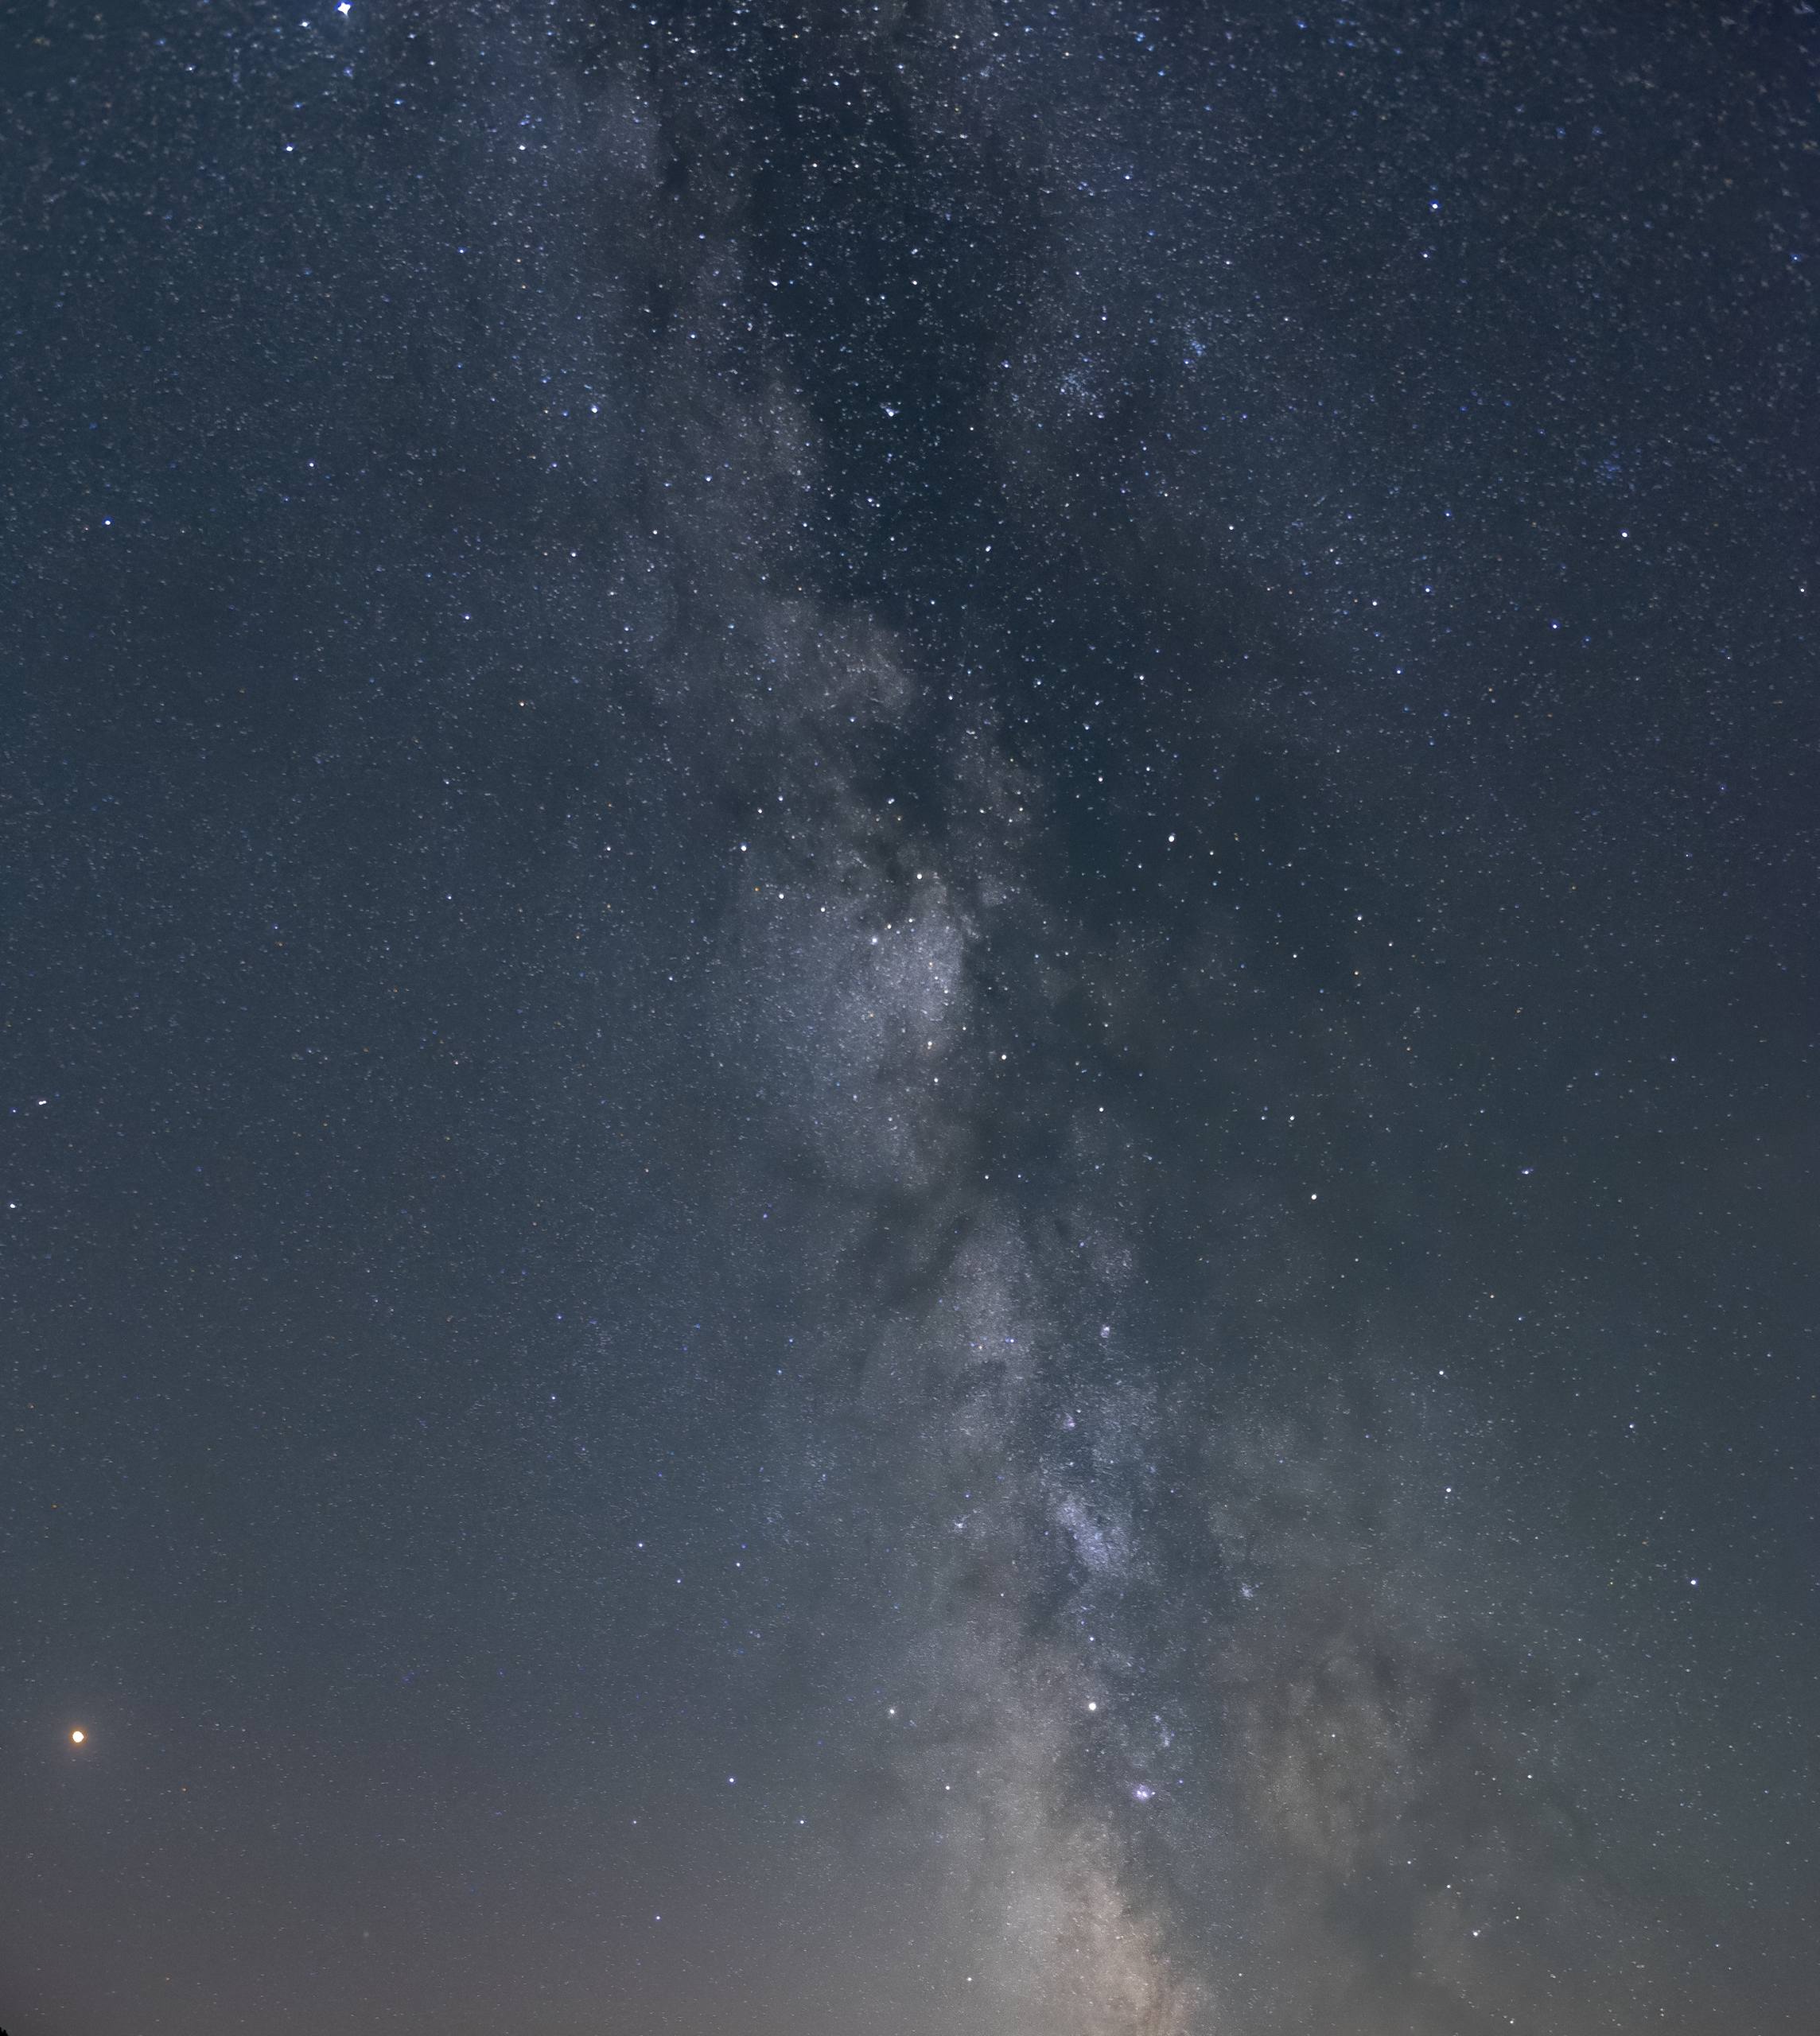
3, 4, 1815, 2033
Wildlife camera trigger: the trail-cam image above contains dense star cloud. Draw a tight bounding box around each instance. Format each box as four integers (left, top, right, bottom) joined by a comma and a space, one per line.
3, 3, 1814, 2033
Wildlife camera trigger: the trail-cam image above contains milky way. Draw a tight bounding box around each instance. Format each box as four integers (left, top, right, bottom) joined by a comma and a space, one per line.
5, 5, 1814, 2033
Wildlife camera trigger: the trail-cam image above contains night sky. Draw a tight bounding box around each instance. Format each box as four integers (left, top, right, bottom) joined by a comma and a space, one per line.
5, 2, 1818, 2031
